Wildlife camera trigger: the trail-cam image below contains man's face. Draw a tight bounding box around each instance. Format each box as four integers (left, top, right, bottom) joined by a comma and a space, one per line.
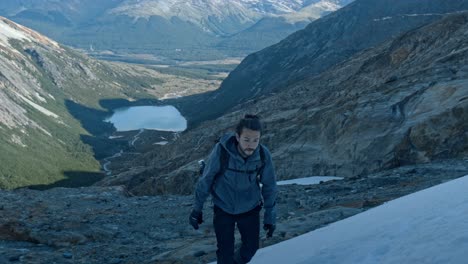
236, 128, 261, 157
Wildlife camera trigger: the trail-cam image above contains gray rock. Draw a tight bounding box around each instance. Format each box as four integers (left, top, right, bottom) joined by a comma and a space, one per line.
106, 12, 468, 196
1, 160, 468, 263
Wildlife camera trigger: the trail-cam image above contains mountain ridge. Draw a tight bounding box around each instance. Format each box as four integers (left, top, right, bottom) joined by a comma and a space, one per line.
190, 0, 468, 123
0, 0, 353, 61
107, 9, 468, 196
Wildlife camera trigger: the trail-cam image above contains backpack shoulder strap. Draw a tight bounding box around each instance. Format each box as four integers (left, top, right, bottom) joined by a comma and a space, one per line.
219, 145, 229, 175
211, 145, 229, 190
259, 144, 266, 165
257, 145, 266, 182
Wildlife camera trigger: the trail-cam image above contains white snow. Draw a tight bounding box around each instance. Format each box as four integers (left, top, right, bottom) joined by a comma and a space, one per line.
277, 176, 343, 185
15, 92, 59, 118
208, 174, 468, 263
111, 0, 352, 31
34, 92, 47, 102
373, 11, 467, 22
111, 0, 257, 25
272, 0, 345, 24
0, 18, 31, 49
10, 134, 27, 147
0, 17, 61, 50
108, 135, 124, 139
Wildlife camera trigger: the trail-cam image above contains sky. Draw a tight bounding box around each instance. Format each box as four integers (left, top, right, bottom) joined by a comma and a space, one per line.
210, 175, 468, 264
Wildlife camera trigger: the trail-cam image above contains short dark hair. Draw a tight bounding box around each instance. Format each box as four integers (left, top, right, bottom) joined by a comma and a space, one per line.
236, 114, 262, 135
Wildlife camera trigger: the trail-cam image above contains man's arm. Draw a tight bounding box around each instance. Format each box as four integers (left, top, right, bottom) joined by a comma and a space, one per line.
193, 143, 222, 212
260, 148, 277, 225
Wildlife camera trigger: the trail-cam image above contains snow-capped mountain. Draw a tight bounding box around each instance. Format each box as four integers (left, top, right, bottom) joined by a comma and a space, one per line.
109, 0, 351, 34
108, 0, 259, 35
240, 0, 354, 15
110, 0, 307, 20
0, 0, 353, 61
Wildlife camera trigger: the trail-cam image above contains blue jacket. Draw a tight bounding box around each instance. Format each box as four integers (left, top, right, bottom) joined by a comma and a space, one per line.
194, 132, 277, 224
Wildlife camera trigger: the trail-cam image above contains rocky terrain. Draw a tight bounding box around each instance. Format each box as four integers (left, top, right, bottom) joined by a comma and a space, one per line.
102, 11, 468, 196
1, 2, 467, 263
190, 0, 468, 123
1, 160, 467, 263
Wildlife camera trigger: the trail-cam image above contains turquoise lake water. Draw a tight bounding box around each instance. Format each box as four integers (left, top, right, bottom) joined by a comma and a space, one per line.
105, 105, 187, 132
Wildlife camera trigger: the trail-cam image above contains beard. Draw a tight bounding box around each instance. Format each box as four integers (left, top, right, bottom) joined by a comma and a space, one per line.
238, 145, 255, 157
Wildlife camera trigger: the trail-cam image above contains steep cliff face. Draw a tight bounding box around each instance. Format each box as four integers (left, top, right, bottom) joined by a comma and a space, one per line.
108, 11, 468, 195
253, 11, 468, 178
0, 16, 166, 189
191, 0, 468, 123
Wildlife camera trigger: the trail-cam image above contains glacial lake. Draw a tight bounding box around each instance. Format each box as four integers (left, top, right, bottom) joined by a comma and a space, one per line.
105, 105, 187, 132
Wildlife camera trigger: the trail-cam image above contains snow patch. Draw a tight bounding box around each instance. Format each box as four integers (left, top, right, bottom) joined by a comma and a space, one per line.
373, 11, 466, 22
15, 92, 59, 118
34, 92, 47, 102
232, 174, 468, 264
10, 134, 26, 147
111, 0, 339, 32
111, 0, 257, 24
0, 18, 31, 50
277, 176, 343, 185
0, 17, 61, 50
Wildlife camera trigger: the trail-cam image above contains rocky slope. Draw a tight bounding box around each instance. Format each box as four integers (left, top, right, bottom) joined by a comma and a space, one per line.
1, 160, 467, 263
0, 16, 216, 189
1, 4, 467, 264
105, 11, 468, 196
0, 0, 353, 62
190, 0, 468, 122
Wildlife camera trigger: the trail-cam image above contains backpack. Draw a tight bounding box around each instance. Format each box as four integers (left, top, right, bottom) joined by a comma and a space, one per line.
198, 143, 266, 190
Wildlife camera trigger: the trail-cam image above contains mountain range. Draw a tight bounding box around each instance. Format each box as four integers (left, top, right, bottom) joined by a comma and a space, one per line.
188, 0, 468, 122
0, 0, 467, 262
103, 1, 468, 196
0, 0, 353, 62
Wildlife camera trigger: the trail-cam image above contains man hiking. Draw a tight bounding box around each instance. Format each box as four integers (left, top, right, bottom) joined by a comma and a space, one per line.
189, 114, 277, 264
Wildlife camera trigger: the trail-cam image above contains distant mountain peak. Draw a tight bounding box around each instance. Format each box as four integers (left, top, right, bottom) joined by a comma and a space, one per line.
109, 0, 350, 33
280, 1, 342, 23
0, 0, 354, 61
109, 0, 259, 29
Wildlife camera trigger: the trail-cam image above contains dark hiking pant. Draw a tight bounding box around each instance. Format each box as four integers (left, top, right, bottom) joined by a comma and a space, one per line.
213, 205, 261, 264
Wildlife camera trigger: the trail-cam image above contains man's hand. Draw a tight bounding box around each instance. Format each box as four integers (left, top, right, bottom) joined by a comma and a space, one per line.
263, 224, 276, 238
189, 210, 203, 230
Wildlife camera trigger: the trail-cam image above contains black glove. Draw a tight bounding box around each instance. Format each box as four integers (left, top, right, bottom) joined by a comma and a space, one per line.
263, 224, 276, 238
189, 210, 203, 230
